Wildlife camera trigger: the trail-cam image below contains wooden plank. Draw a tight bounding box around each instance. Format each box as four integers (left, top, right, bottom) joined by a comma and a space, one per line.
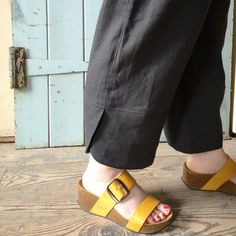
83, 0, 103, 100
12, 0, 49, 149
84, 0, 103, 63
0, 139, 236, 235
26, 59, 88, 76
221, 0, 235, 138
1, 139, 236, 167
0, 137, 15, 143
48, 0, 84, 147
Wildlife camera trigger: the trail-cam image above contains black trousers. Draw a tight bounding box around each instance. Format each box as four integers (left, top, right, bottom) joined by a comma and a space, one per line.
84, 0, 230, 169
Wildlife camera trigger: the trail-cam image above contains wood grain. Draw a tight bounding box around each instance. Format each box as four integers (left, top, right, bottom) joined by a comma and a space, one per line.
0, 139, 236, 235
0, 137, 15, 143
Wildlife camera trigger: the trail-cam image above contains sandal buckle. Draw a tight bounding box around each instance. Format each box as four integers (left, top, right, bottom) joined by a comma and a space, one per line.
106, 178, 129, 203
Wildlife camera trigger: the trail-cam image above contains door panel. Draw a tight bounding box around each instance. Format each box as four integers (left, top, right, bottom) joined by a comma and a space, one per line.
12, 0, 86, 149
84, 0, 103, 63
48, 0, 84, 147
221, 0, 235, 137
12, 0, 49, 148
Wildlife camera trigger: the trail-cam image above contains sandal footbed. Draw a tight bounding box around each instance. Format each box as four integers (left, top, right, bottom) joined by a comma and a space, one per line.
182, 162, 236, 196
76, 179, 174, 234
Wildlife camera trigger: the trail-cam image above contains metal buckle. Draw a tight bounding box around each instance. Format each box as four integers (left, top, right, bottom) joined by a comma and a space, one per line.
106, 178, 129, 203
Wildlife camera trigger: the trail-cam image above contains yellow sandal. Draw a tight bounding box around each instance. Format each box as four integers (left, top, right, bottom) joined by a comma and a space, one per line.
182, 154, 236, 196
76, 170, 174, 234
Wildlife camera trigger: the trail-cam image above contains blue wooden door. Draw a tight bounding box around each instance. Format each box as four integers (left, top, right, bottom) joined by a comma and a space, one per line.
11, 0, 234, 149
11, 0, 102, 149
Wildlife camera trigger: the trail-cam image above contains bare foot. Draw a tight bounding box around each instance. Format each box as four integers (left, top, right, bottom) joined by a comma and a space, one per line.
82, 154, 172, 224
186, 148, 236, 184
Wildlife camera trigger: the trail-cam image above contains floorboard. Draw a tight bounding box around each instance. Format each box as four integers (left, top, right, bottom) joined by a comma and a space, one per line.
0, 139, 236, 235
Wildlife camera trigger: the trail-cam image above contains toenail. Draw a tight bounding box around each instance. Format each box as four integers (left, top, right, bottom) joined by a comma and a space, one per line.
163, 205, 170, 209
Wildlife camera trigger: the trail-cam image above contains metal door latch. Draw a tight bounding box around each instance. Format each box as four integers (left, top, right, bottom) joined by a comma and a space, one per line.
9, 47, 27, 89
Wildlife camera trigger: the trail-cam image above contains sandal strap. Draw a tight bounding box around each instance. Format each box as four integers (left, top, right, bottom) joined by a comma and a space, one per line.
201, 154, 236, 190
90, 170, 136, 217
126, 194, 160, 232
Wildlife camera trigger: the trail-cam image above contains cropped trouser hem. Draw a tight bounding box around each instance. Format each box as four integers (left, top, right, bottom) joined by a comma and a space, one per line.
167, 139, 223, 155
85, 105, 164, 169
89, 148, 155, 170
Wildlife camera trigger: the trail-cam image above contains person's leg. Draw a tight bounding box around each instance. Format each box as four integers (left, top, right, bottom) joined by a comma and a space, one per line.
82, 0, 213, 224
85, 0, 213, 169
186, 149, 236, 185
163, 0, 235, 182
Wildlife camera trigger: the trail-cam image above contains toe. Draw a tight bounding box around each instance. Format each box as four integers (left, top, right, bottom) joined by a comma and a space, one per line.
146, 214, 156, 224
145, 204, 171, 224
157, 211, 166, 220
153, 213, 161, 222
145, 211, 160, 224
154, 207, 166, 221
157, 203, 171, 217
153, 209, 163, 222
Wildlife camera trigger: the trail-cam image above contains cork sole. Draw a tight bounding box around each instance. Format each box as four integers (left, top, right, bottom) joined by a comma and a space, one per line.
76, 179, 174, 234
182, 162, 236, 196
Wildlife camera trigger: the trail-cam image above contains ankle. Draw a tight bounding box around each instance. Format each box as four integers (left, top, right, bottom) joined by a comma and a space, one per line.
186, 148, 228, 174
83, 153, 124, 183
187, 148, 226, 159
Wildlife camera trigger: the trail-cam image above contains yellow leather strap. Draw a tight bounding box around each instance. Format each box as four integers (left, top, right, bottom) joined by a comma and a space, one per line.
90, 170, 136, 217
125, 194, 160, 232
201, 155, 236, 190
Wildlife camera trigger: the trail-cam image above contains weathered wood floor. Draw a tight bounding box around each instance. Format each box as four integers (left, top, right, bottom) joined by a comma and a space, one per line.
0, 139, 236, 236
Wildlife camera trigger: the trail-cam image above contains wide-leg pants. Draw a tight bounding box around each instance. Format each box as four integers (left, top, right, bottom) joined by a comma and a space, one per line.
84, 0, 231, 169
